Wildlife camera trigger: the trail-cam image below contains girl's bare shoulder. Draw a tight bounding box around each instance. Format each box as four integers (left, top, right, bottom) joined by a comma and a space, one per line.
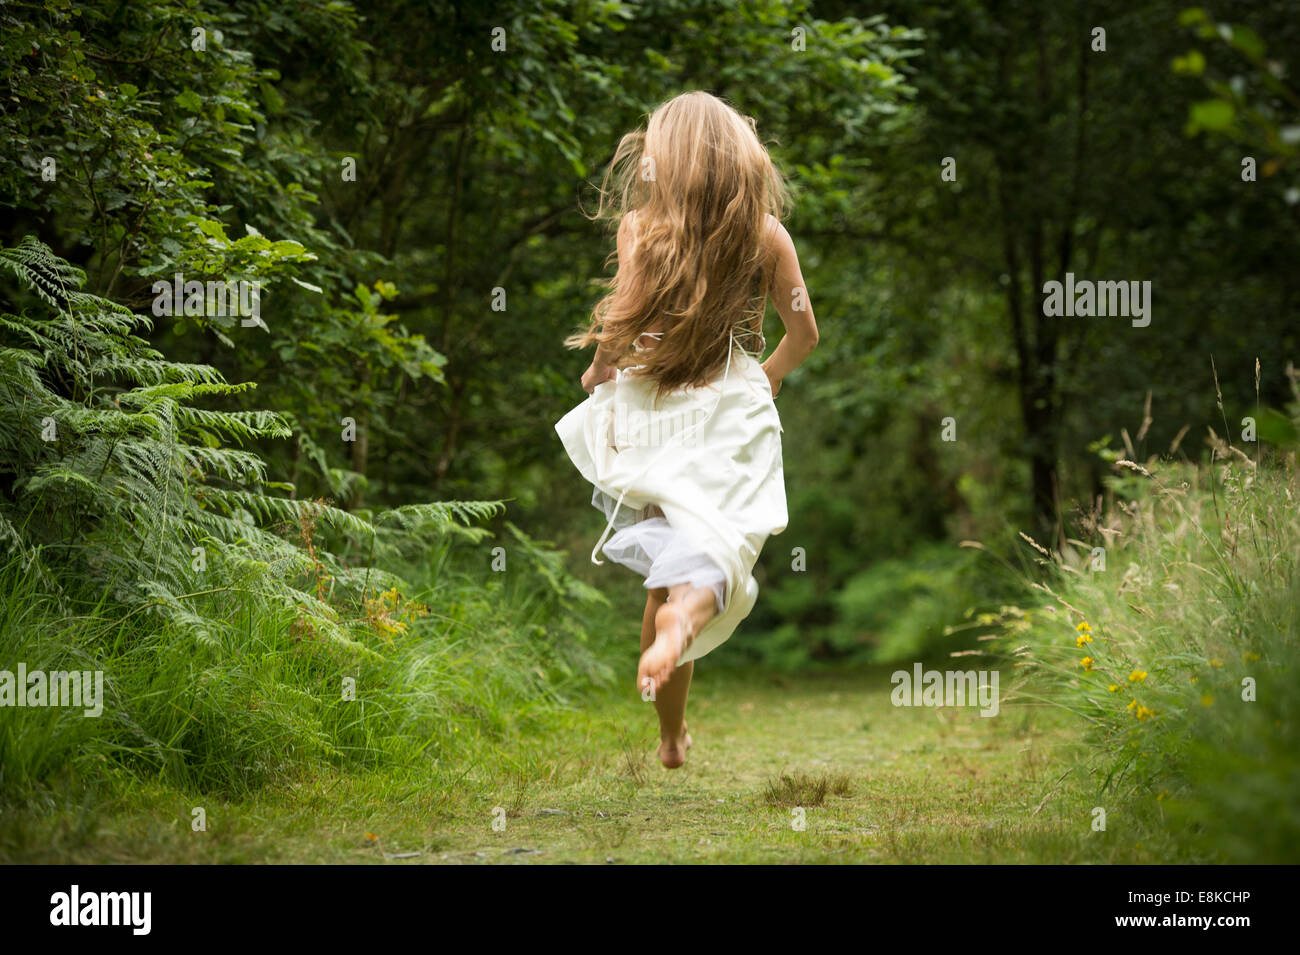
762, 214, 796, 263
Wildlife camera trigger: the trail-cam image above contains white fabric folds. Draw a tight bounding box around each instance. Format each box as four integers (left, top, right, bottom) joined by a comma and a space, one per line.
555, 346, 787, 664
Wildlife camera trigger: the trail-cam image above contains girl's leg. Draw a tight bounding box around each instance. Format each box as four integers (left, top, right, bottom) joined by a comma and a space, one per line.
638, 581, 717, 733
641, 587, 695, 768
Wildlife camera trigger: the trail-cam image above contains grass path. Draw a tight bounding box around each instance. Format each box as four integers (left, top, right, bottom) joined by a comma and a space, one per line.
5, 664, 1164, 864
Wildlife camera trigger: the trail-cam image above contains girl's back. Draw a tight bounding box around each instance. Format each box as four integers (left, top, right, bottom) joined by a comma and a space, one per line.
556, 91, 819, 769
567, 91, 803, 397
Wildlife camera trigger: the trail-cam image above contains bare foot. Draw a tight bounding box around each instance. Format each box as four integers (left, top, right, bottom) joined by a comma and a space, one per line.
658, 723, 694, 769
638, 602, 694, 697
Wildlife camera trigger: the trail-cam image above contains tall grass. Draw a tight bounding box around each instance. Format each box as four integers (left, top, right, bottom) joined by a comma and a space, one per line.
0, 237, 619, 824
993, 373, 1300, 862
0, 530, 616, 809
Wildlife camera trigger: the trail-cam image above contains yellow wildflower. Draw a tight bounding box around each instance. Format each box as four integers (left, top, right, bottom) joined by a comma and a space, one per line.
1209, 658, 1224, 668
1135, 705, 1155, 720
1076, 621, 1092, 633
1244, 652, 1260, 662
1108, 684, 1120, 692
1127, 698, 1138, 711
1200, 693, 1214, 706
1128, 669, 1147, 683
1080, 656, 1094, 671
1076, 633, 1093, 647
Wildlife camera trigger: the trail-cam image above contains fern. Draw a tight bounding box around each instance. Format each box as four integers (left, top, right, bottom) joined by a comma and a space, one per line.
0, 237, 501, 648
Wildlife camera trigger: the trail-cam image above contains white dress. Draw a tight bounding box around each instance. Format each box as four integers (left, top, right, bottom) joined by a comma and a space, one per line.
555, 332, 788, 664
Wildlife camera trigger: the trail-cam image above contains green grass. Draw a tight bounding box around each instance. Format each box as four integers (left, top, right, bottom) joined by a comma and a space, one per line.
989, 447, 1300, 864
3, 420, 1296, 863
0, 665, 1176, 864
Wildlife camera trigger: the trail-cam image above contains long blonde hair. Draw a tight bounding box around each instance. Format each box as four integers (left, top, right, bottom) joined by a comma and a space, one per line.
567, 92, 790, 398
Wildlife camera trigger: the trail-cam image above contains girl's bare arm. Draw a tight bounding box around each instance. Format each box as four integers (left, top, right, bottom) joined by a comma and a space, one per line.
760, 218, 819, 396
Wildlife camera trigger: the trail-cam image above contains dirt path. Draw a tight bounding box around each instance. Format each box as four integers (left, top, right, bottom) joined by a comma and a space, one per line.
407, 665, 1088, 864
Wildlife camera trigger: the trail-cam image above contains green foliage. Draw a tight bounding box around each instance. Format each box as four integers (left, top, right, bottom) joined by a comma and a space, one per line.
833, 544, 994, 664
747, 540, 1013, 669
0, 237, 614, 801
990, 380, 1300, 860
1, 0, 926, 513
3, 0, 1299, 864
0, 536, 618, 797
1172, 631, 1300, 863
1177, 6, 1300, 201
0, 237, 474, 650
